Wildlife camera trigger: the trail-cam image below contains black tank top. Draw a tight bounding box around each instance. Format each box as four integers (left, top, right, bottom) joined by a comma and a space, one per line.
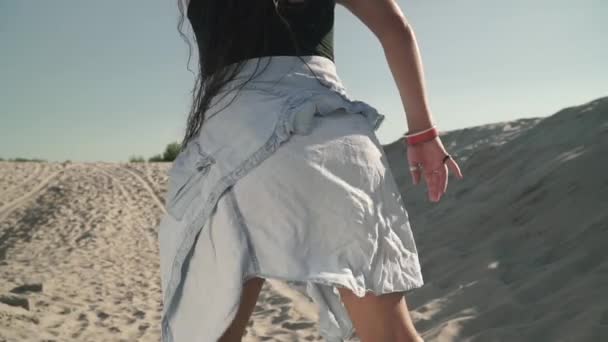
187, 0, 335, 66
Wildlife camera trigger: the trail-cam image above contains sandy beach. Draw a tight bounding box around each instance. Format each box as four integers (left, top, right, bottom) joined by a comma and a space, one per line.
1, 96, 606, 341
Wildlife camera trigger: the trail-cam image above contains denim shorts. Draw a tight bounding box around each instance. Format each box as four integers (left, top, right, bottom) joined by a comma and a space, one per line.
157, 55, 424, 341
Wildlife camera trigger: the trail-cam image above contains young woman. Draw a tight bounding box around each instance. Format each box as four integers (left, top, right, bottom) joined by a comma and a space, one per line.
158, 0, 464, 341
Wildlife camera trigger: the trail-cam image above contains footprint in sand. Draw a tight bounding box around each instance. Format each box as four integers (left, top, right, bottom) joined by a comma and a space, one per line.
271, 313, 289, 324
252, 308, 276, 316
282, 321, 316, 330
133, 309, 146, 319
96, 310, 109, 320
266, 295, 292, 306
57, 306, 71, 315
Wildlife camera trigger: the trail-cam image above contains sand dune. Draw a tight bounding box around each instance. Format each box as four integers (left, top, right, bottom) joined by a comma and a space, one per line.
384, 96, 608, 341
1, 96, 606, 341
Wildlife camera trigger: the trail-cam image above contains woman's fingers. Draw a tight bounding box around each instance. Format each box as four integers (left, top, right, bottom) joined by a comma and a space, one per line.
422, 163, 449, 202
431, 172, 439, 201
406, 140, 463, 202
424, 168, 438, 201
410, 167, 422, 185
447, 157, 464, 179
439, 163, 448, 193
423, 171, 433, 200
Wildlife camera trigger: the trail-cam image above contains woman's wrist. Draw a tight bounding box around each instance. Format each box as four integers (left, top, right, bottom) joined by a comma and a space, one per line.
404, 126, 438, 146
406, 110, 436, 133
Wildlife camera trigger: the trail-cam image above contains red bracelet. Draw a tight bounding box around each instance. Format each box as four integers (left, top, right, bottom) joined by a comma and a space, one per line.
404, 126, 438, 146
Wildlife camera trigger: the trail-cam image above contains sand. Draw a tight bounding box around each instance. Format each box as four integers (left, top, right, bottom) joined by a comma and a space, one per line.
0, 96, 606, 341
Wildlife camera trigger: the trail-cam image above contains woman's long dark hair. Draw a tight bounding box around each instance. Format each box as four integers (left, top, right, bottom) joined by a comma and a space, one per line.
176, 0, 312, 151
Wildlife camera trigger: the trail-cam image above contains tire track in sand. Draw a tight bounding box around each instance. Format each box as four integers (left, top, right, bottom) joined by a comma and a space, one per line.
0, 162, 43, 206
93, 165, 157, 247
0, 164, 77, 223
122, 164, 167, 215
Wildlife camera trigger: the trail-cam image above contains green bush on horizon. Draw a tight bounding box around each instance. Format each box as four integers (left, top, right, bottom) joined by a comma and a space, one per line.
145, 141, 181, 162
148, 154, 164, 162
2, 157, 46, 162
129, 155, 146, 163
162, 142, 181, 162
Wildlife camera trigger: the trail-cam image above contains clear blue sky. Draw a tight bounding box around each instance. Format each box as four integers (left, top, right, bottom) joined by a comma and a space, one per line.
1, 0, 606, 162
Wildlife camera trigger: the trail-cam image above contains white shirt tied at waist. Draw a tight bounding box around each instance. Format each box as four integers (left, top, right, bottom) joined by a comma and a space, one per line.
157, 55, 385, 342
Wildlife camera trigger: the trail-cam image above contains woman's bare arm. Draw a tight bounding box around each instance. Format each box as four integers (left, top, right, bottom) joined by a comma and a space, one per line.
336, 0, 435, 133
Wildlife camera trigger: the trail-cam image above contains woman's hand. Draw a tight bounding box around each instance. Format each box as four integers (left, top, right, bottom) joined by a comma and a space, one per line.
406, 136, 463, 202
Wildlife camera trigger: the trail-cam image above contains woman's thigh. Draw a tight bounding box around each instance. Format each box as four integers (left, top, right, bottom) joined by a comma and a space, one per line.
337, 287, 423, 342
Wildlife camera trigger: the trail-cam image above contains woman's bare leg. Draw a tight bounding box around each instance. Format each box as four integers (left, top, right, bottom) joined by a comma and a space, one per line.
218, 277, 265, 342
337, 287, 424, 342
